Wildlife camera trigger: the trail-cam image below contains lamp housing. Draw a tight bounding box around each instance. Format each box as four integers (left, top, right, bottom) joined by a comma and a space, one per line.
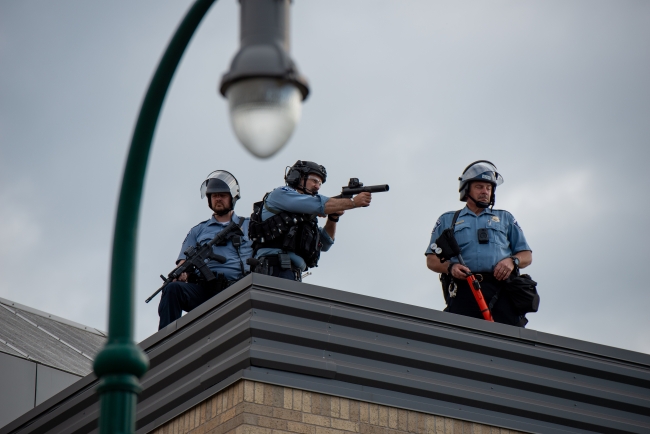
220, 0, 309, 158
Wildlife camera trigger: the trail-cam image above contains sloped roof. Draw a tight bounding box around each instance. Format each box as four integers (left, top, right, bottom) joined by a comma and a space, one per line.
0, 297, 106, 376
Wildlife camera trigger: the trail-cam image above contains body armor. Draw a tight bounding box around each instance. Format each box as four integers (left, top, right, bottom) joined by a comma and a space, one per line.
248, 194, 322, 268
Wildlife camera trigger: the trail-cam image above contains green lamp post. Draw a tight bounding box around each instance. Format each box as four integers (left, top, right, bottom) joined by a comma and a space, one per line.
92, 0, 309, 432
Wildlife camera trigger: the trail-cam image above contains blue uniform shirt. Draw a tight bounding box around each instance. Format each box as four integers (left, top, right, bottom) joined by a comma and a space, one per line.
256, 186, 334, 270
178, 212, 253, 281
425, 206, 531, 272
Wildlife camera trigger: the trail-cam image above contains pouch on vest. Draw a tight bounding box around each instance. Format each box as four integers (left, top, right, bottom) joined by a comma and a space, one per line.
282, 226, 298, 251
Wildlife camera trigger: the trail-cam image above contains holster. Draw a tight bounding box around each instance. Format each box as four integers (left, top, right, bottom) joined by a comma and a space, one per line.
256, 254, 302, 281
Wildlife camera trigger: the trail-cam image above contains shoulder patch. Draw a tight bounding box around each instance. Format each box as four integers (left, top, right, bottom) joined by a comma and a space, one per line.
281, 186, 295, 192
500, 211, 520, 229
431, 218, 442, 234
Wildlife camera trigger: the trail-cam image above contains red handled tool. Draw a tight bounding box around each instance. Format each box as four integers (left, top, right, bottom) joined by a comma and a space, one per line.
456, 253, 494, 322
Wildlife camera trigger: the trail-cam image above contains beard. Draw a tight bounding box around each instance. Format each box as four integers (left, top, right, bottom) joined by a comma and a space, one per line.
213, 204, 231, 216
208, 193, 233, 216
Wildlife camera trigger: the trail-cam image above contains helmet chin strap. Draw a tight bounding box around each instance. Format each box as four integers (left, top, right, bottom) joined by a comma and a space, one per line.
298, 176, 318, 196
467, 193, 491, 209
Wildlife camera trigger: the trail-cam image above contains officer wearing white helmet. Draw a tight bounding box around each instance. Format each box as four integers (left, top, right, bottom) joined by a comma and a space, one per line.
425, 161, 533, 326
158, 170, 253, 330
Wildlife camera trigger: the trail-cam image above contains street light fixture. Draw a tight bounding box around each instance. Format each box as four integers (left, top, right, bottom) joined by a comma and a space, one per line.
92, 1, 308, 433
221, 0, 309, 157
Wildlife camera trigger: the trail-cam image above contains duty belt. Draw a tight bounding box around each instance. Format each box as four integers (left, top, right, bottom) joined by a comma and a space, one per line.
258, 254, 302, 281
259, 254, 293, 270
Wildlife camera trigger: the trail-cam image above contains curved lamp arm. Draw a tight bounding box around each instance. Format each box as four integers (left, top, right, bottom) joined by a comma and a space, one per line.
93, 1, 217, 433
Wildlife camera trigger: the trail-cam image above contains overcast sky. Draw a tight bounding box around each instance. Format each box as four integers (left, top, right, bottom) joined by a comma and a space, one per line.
1, 1, 649, 354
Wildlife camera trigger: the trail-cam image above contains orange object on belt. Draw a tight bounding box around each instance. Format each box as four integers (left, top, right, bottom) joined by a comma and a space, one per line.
457, 253, 494, 322
466, 274, 494, 322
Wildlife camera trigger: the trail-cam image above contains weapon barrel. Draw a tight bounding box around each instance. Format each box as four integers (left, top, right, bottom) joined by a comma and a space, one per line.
145, 282, 167, 303
342, 184, 389, 195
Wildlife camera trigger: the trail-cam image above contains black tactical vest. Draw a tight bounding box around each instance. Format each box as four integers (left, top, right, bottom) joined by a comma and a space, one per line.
248, 194, 322, 268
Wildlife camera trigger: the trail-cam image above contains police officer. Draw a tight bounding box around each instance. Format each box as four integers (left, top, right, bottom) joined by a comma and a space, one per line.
425, 161, 533, 326
158, 170, 253, 329
248, 160, 372, 280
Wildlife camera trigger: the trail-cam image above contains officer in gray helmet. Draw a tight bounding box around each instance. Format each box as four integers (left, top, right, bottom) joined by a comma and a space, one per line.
248, 160, 372, 281
425, 161, 533, 326
158, 170, 253, 330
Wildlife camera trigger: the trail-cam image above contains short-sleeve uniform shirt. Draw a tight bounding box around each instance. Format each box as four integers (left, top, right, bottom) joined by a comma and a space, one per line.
425, 206, 531, 272
178, 212, 253, 281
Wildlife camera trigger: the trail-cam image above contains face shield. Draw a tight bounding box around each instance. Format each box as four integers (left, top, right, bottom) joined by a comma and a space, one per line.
459, 162, 504, 189
200, 170, 241, 206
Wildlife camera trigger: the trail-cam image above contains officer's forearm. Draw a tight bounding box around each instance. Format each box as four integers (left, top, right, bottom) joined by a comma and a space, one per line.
324, 197, 356, 214
426, 254, 448, 274
513, 250, 532, 268
324, 219, 336, 240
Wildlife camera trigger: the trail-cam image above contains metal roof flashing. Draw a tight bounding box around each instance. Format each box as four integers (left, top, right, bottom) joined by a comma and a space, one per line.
144, 274, 649, 368
3, 274, 649, 434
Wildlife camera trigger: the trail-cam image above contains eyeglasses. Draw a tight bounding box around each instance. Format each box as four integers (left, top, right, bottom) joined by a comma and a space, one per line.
306, 176, 322, 186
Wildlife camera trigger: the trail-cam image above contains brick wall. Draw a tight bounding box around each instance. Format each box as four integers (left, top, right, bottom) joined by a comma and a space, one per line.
149, 380, 524, 434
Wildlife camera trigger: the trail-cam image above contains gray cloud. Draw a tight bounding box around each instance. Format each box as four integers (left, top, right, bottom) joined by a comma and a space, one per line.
1, 0, 648, 353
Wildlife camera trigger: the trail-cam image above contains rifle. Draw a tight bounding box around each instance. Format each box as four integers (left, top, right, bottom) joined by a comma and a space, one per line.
145, 217, 245, 303
333, 178, 389, 199
431, 229, 494, 322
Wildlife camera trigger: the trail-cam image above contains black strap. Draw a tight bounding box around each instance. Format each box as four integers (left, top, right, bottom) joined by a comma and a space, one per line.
234, 217, 246, 275
450, 209, 462, 229
446, 209, 463, 275
488, 288, 501, 311
442, 210, 463, 308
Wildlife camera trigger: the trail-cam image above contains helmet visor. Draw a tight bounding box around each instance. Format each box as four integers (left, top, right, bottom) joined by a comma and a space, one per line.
460, 162, 504, 186
200, 170, 239, 198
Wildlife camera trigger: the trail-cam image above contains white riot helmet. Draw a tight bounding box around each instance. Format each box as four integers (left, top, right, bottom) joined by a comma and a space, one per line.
458, 160, 504, 208
200, 170, 241, 212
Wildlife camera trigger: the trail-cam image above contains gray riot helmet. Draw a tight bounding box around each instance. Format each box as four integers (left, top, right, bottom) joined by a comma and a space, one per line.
200, 170, 241, 213
458, 160, 504, 208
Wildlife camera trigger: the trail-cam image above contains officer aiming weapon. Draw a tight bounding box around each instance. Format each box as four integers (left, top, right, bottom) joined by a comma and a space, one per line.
333, 178, 389, 199
145, 218, 244, 303
432, 230, 494, 322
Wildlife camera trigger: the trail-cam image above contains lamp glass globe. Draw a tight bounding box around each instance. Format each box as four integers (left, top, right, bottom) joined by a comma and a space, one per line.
227, 78, 302, 158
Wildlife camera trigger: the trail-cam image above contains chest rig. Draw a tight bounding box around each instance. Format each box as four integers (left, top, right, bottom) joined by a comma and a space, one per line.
248, 193, 322, 268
